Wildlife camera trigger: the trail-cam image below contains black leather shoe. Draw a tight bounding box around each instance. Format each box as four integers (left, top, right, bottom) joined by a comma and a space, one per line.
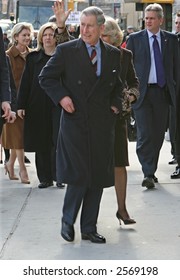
61, 221, 74, 242
38, 182, 53, 188
171, 167, 180, 179
24, 156, 31, 164
56, 182, 65, 188
142, 177, 155, 189
153, 175, 158, 183
168, 158, 177, 165
81, 232, 106, 243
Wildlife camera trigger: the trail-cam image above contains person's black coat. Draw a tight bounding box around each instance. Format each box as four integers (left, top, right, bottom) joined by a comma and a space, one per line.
0, 27, 11, 104
0, 27, 11, 134
17, 50, 55, 152
39, 38, 123, 188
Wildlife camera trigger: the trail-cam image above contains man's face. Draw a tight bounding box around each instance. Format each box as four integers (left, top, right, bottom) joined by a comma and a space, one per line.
175, 16, 180, 33
80, 14, 104, 45
144, 11, 163, 34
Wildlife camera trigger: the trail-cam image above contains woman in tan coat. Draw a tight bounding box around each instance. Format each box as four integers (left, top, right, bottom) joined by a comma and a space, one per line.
2, 22, 33, 183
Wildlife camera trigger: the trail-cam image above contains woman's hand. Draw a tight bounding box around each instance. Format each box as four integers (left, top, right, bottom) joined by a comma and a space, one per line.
17, 109, 25, 119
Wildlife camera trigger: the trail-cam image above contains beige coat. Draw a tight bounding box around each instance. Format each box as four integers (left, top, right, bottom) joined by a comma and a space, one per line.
2, 45, 31, 149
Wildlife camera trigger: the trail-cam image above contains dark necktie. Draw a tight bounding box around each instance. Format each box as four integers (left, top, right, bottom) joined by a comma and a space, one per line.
90, 46, 97, 73
152, 35, 166, 88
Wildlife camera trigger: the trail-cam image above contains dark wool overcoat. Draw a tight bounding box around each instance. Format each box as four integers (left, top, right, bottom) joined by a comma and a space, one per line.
39, 38, 123, 188
17, 50, 55, 152
0, 27, 11, 104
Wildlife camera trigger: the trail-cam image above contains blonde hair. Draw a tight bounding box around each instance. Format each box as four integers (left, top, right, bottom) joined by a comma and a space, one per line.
103, 16, 123, 47
36, 22, 57, 51
11, 22, 33, 45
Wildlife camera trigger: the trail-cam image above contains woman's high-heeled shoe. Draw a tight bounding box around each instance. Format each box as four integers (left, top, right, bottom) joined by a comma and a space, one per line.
116, 211, 136, 225
19, 171, 30, 184
5, 164, 19, 180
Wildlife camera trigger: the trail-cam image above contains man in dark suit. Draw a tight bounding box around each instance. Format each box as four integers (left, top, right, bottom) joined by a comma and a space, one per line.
126, 3, 179, 189
0, 27, 16, 135
39, 6, 123, 243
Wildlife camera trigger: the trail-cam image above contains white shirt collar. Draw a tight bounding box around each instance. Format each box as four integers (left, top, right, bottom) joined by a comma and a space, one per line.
147, 29, 161, 39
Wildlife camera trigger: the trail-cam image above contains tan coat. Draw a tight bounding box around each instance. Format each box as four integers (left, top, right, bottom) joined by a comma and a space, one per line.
2, 45, 31, 149
6, 45, 31, 90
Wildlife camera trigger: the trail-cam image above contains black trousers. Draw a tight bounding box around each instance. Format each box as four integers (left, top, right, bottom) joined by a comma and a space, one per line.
35, 149, 53, 183
62, 185, 103, 233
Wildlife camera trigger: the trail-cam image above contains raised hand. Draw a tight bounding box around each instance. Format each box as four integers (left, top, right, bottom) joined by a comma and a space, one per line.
52, 0, 71, 27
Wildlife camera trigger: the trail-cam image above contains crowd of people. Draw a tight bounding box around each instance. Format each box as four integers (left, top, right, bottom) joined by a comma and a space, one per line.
0, 1, 179, 244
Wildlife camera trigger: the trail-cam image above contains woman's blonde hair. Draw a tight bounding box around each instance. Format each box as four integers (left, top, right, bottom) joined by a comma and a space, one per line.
36, 22, 57, 51
11, 22, 33, 45
103, 16, 123, 47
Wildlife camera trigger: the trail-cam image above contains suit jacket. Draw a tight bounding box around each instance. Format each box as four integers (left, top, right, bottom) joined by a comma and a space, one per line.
126, 29, 179, 110
39, 38, 123, 188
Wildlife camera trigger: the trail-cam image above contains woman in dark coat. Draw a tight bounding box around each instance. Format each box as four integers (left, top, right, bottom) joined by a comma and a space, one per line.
17, 19, 70, 188
17, 24, 55, 185
101, 17, 139, 225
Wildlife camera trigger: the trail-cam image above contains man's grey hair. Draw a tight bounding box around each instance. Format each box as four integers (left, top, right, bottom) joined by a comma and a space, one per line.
145, 3, 164, 18
80, 6, 105, 26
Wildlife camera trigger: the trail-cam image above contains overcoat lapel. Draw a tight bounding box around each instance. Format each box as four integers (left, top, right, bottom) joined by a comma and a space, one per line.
87, 41, 113, 99
73, 39, 103, 98
75, 39, 98, 84
160, 30, 168, 59
142, 30, 151, 65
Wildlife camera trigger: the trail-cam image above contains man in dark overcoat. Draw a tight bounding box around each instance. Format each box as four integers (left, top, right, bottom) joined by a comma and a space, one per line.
0, 27, 16, 134
39, 6, 123, 243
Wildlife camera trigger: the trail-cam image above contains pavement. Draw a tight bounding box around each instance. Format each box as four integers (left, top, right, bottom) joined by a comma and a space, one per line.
0, 140, 180, 260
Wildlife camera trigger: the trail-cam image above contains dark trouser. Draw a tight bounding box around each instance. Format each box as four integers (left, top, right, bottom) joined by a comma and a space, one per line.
175, 125, 180, 167
134, 86, 169, 177
51, 106, 61, 181
169, 104, 176, 158
62, 185, 103, 233
35, 150, 53, 183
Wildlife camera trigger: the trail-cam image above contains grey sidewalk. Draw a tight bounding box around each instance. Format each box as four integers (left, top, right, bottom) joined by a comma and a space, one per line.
0, 141, 180, 260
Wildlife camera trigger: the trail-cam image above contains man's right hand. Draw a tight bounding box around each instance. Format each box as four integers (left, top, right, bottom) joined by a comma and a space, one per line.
59, 96, 75, 113
1, 101, 11, 119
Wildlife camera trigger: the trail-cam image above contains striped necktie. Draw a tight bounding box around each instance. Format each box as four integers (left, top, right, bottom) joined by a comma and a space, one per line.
152, 35, 166, 88
90, 46, 97, 73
